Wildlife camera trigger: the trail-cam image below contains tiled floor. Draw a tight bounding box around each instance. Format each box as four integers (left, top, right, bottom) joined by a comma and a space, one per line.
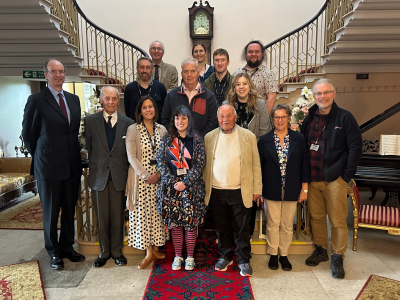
1, 190, 399, 300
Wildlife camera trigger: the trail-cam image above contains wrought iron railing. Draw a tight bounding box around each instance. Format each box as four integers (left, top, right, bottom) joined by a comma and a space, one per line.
265, 0, 352, 87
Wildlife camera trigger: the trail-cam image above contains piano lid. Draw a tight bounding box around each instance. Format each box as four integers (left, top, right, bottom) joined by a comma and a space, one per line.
360, 101, 400, 134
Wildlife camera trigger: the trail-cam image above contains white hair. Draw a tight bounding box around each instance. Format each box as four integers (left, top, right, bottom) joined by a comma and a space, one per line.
149, 40, 165, 51
100, 86, 119, 98
217, 104, 237, 116
181, 57, 199, 70
312, 78, 335, 93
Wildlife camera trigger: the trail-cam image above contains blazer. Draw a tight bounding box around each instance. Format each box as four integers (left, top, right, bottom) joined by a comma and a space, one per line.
203, 126, 262, 208
204, 71, 234, 102
84, 111, 134, 192
222, 98, 272, 140
152, 61, 179, 93
125, 123, 167, 211
22, 87, 82, 181
258, 129, 310, 201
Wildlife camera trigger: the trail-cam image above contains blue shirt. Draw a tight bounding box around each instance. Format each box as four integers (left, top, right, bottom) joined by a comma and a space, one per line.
48, 85, 70, 123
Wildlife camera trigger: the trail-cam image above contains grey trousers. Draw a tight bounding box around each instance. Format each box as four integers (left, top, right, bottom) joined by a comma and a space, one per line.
92, 181, 125, 258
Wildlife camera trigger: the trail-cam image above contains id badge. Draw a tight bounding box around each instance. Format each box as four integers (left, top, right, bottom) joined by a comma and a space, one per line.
310, 144, 319, 151
177, 168, 187, 176
149, 159, 157, 166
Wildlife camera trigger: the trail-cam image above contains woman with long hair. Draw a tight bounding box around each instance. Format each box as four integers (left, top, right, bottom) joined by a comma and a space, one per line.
126, 95, 167, 269
156, 105, 207, 271
192, 42, 213, 83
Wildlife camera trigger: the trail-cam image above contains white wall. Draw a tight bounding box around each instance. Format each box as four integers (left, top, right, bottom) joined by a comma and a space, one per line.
0, 77, 35, 157
77, 0, 326, 74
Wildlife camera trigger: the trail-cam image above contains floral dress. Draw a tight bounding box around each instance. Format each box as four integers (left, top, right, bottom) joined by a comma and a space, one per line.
156, 133, 207, 230
273, 131, 290, 188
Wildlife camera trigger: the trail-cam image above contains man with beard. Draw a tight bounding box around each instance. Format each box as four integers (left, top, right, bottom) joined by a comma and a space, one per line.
124, 57, 167, 123
233, 40, 278, 115
204, 48, 234, 106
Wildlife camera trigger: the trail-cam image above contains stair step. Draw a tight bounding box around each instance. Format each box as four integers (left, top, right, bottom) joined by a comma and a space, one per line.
0, 29, 70, 42
277, 91, 290, 99
298, 72, 325, 82
0, 44, 77, 56
327, 40, 400, 54
322, 53, 400, 65
335, 26, 400, 41
343, 10, 400, 27
353, 0, 400, 11
0, 55, 82, 66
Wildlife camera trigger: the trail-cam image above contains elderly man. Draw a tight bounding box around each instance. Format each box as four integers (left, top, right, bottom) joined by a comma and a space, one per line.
204, 48, 234, 106
203, 104, 262, 277
22, 58, 84, 270
301, 78, 362, 279
233, 40, 278, 114
84, 86, 134, 267
149, 40, 178, 93
124, 57, 167, 123
161, 57, 218, 136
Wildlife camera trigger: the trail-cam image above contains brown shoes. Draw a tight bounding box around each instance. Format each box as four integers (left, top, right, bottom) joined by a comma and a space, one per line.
138, 256, 156, 269
153, 250, 166, 260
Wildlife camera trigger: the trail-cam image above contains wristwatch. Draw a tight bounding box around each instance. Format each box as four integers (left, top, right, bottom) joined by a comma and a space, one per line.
303, 189, 308, 193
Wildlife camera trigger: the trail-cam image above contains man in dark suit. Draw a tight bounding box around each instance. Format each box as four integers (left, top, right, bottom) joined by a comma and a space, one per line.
84, 86, 134, 267
22, 58, 85, 270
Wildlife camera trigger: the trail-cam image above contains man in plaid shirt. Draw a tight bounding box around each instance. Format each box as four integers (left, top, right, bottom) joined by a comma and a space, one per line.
301, 78, 362, 279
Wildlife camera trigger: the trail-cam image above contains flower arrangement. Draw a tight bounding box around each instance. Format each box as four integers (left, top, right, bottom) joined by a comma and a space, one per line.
79, 94, 103, 150
290, 83, 315, 131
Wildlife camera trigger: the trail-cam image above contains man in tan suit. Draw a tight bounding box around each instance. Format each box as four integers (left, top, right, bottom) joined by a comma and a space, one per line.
203, 104, 262, 277
149, 40, 178, 93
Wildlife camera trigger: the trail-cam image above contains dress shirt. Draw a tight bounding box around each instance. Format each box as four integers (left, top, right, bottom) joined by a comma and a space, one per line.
103, 110, 118, 128
183, 82, 200, 104
48, 85, 70, 123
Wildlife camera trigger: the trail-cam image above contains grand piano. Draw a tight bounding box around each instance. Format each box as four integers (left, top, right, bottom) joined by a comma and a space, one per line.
354, 101, 400, 206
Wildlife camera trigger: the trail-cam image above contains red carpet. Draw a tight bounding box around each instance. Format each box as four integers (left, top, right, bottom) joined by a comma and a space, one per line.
143, 234, 254, 300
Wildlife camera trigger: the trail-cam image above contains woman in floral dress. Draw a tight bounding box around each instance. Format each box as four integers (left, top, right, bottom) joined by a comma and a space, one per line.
156, 105, 207, 271
126, 95, 167, 269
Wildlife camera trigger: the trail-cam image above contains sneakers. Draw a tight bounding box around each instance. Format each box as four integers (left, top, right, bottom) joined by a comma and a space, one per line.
215, 258, 233, 271
279, 256, 292, 271
172, 256, 184, 270
238, 263, 253, 277
185, 257, 195, 271
268, 255, 279, 270
331, 254, 345, 279
305, 244, 329, 266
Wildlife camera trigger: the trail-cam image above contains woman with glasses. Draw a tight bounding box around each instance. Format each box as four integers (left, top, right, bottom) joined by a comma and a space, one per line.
156, 105, 207, 271
192, 43, 213, 83
126, 95, 167, 269
258, 103, 310, 271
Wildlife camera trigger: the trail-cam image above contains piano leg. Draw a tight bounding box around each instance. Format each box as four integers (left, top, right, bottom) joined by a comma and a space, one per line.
353, 227, 358, 251
369, 188, 377, 201
380, 191, 390, 207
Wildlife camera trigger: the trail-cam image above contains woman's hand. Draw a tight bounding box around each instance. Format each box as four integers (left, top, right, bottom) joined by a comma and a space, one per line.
298, 190, 308, 203
146, 172, 160, 184
174, 181, 186, 191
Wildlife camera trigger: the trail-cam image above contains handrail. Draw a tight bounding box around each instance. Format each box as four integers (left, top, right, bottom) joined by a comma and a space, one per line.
265, 0, 330, 49
72, 0, 147, 57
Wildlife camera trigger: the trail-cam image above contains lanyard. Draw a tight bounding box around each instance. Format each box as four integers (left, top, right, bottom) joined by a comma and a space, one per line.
178, 137, 185, 166
314, 115, 326, 144
137, 81, 152, 98
143, 122, 156, 156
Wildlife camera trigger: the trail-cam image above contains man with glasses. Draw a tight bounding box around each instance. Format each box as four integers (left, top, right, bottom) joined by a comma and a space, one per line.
22, 58, 85, 270
124, 57, 167, 123
149, 40, 178, 93
301, 78, 362, 279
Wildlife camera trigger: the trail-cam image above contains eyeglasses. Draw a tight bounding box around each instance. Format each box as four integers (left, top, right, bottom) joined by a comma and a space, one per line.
150, 47, 164, 52
274, 116, 288, 120
313, 90, 334, 97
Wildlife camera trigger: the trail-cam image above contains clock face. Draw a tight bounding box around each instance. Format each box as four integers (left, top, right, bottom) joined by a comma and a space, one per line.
193, 11, 210, 35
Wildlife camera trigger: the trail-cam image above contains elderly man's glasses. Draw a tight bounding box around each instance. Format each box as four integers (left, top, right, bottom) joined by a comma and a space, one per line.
313, 90, 334, 97
150, 47, 163, 52
274, 116, 288, 120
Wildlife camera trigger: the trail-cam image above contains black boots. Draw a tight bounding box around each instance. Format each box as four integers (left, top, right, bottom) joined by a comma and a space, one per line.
305, 244, 329, 266
331, 254, 345, 279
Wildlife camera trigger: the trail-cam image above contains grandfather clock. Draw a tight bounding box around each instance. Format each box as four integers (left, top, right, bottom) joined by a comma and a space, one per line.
188, 0, 214, 64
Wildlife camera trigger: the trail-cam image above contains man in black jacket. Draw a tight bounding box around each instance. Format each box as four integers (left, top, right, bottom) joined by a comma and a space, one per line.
301, 78, 362, 279
22, 59, 85, 270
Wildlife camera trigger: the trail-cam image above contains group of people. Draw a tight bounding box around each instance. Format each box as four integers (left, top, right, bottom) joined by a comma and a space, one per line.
21, 38, 362, 281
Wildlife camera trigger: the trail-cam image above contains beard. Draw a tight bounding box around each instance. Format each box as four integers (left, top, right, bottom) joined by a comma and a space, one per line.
247, 58, 262, 69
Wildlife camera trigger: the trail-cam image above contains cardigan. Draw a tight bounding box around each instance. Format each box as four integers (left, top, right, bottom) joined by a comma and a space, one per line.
258, 129, 310, 201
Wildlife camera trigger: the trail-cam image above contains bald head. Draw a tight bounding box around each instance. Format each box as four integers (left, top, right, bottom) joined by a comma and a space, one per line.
217, 104, 237, 134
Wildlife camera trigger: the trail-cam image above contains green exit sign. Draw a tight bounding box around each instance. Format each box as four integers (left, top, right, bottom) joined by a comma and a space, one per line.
23, 70, 45, 79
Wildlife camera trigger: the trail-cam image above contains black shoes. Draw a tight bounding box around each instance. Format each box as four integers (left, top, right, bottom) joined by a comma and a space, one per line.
305, 244, 329, 266
279, 256, 292, 271
93, 256, 110, 268
331, 254, 345, 279
114, 255, 127, 266
61, 250, 85, 262
50, 257, 64, 270
268, 255, 279, 270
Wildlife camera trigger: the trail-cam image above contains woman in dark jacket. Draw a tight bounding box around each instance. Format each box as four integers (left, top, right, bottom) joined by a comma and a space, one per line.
258, 104, 310, 271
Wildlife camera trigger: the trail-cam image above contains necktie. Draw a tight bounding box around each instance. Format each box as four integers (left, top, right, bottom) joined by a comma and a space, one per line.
107, 116, 113, 128
154, 65, 160, 81
58, 93, 68, 119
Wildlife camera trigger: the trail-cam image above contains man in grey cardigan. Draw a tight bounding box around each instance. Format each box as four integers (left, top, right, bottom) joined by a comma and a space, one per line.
84, 86, 134, 267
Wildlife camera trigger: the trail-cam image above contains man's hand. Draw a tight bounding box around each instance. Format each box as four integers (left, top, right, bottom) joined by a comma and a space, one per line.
174, 181, 186, 191
145, 172, 160, 184
253, 194, 263, 207
298, 190, 308, 203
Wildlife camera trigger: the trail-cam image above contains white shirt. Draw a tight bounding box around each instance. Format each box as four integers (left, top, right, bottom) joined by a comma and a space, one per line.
103, 110, 118, 128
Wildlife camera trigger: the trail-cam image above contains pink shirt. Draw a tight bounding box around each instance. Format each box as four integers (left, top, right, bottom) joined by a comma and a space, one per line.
183, 82, 200, 104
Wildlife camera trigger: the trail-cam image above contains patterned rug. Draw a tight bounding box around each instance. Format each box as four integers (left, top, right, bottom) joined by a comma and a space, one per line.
0, 260, 46, 300
356, 274, 400, 300
143, 234, 254, 300
0, 196, 60, 230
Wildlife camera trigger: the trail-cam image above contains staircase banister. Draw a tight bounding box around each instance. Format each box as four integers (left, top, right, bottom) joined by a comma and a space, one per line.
73, 0, 148, 57
264, 0, 330, 49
